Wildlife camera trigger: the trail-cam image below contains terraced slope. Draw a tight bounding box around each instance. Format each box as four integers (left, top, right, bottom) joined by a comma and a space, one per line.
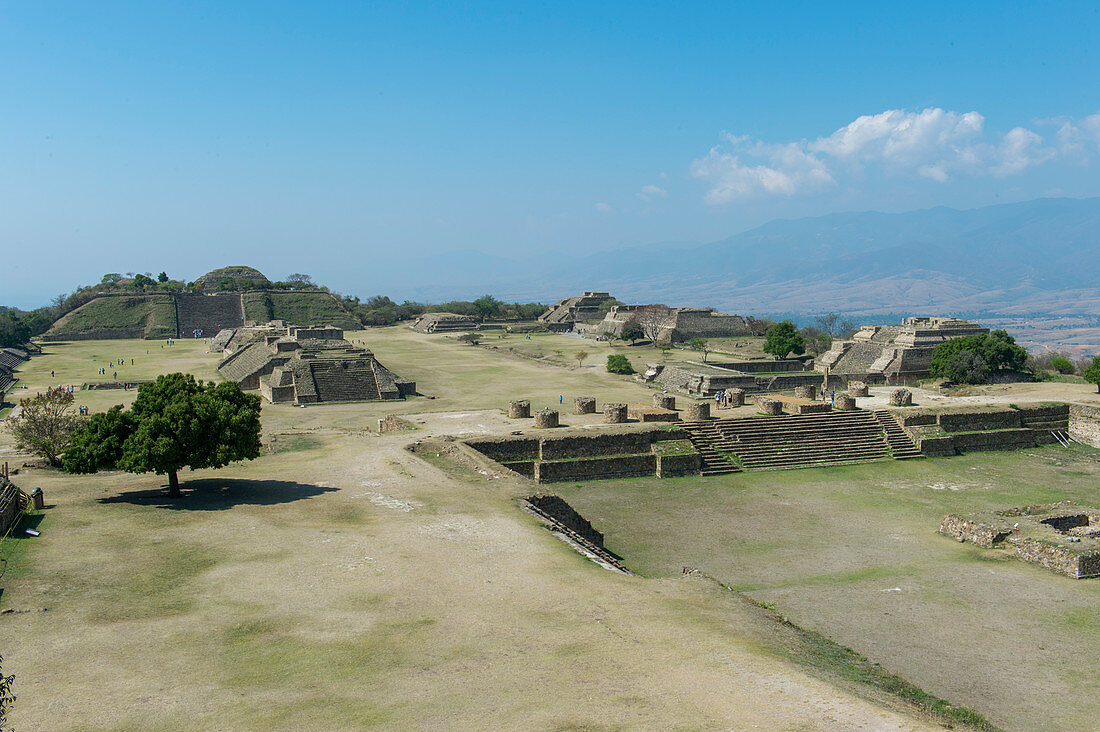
43, 294, 177, 340
241, 291, 359, 329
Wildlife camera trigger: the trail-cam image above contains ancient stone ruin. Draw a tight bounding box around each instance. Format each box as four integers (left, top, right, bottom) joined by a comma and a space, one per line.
589, 304, 751, 344
819, 316, 989, 383
641, 360, 827, 397
604, 403, 628, 423
538, 291, 617, 330
890, 388, 913, 406
573, 396, 596, 414
410, 312, 479, 333
508, 400, 532, 418
217, 325, 414, 404
534, 409, 560, 428
939, 502, 1100, 579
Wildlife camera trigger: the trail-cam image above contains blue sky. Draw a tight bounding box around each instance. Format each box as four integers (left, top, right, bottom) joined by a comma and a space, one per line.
2, 1, 1099, 307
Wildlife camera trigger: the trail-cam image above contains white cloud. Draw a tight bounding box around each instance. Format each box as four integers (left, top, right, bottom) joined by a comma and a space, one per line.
692, 107, 1094, 204
636, 184, 668, 201
594, 202, 612, 213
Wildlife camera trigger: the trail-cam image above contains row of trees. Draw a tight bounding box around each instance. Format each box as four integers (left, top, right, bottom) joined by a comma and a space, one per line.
341, 294, 546, 328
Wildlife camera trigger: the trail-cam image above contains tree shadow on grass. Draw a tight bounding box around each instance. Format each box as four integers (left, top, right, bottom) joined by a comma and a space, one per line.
97, 478, 338, 510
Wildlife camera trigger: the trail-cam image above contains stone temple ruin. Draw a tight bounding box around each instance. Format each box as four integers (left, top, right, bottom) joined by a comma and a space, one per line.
940, 502, 1100, 579
820, 316, 988, 382
538, 291, 618, 330
410, 312, 479, 333
216, 325, 414, 404
641, 358, 823, 396
587, 304, 752, 344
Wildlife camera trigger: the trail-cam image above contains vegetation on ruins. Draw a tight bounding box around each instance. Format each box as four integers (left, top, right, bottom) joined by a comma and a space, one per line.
1050, 356, 1074, 374
63, 373, 262, 497
7, 387, 85, 467
929, 330, 1028, 382
688, 337, 711, 362
763, 320, 805, 359
606, 354, 635, 374
458, 333, 481, 346
1085, 357, 1100, 392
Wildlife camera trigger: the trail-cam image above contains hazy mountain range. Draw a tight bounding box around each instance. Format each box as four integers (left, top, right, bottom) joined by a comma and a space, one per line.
377, 196, 1100, 320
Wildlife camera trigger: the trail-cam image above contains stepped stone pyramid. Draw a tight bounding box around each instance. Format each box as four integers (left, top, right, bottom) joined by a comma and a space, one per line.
820, 316, 988, 382
217, 325, 414, 404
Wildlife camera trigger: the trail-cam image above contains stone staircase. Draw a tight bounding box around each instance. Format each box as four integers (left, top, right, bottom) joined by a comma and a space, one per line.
309, 362, 383, 402
683, 410, 921, 472
175, 293, 245, 338
873, 410, 923, 459
680, 421, 742, 476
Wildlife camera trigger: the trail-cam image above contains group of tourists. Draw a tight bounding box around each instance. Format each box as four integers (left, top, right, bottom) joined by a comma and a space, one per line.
713, 390, 739, 409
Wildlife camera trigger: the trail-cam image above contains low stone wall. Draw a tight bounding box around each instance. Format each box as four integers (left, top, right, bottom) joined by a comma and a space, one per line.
917, 435, 958, 457
1015, 539, 1100, 579
534, 454, 657, 483
1069, 404, 1100, 447
794, 385, 817, 400
949, 428, 1037, 452
508, 400, 531, 418
794, 401, 831, 415
627, 405, 680, 422
0, 477, 26, 539
378, 415, 415, 433
759, 397, 782, 415
81, 380, 152, 390
534, 409, 559, 428
526, 495, 604, 547
938, 514, 1012, 547
654, 450, 701, 478
848, 381, 869, 397
501, 460, 535, 477
835, 394, 856, 411
464, 436, 540, 462
711, 359, 807, 373
573, 396, 596, 415
938, 409, 1020, 432
539, 431, 666, 460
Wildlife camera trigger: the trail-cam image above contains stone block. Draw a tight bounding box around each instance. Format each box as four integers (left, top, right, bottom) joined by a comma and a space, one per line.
534, 408, 559, 428
604, 403, 628, 423
848, 381, 869, 397
685, 402, 710, 421
835, 394, 856, 411
653, 392, 676, 410
508, 400, 531, 418
794, 385, 817, 400
889, 389, 913, 407
726, 388, 745, 407
759, 397, 783, 415
573, 396, 596, 415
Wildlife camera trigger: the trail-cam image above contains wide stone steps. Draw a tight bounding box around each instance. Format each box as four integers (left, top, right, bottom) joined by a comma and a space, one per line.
311, 366, 382, 402
681, 426, 741, 475
175, 294, 245, 338
682, 410, 914, 472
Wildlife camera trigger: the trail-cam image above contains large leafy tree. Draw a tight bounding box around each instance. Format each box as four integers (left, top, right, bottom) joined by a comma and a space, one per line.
763, 321, 805, 359
63, 374, 262, 497
618, 323, 645, 345
930, 330, 1028, 381
7, 388, 85, 467
0, 310, 31, 348
1084, 357, 1100, 393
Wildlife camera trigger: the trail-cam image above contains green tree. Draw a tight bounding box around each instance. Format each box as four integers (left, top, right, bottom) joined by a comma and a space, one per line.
63, 374, 262, 497
1084, 357, 1100, 393
941, 350, 990, 384
1051, 356, 1074, 374
7, 388, 85, 467
606, 354, 634, 374
473, 294, 502, 320
0, 310, 31, 348
930, 330, 1028, 379
157, 271, 169, 283
763, 321, 805, 359
574, 350, 589, 367
619, 323, 645, 345
458, 332, 481, 346
132, 273, 156, 289
688, 337, 711, 362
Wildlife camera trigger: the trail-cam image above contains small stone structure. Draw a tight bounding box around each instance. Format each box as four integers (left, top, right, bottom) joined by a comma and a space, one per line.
895, 402, 1069, 456
835, 394, 857, 411
627, 405, 680, 423
378, 415, 415, 433
685, 402, 710, 421
1069, 404, 1100, 448
538, 291, 618, 330
939, 502, 1100, 579
591, 304, 751, 344
652, 393, 676, 410
890, 389, 913, 406
848, 381, 869, 397
534, 409, 560, 428
603, 403, 628, 423
794, 385, 817, 400
508, 400, 531, 418
410, 312, 479, 333
726, 388, 745, 407
759, 397, 783, 415
573, 396, 596, 415
641, 362, 833, 397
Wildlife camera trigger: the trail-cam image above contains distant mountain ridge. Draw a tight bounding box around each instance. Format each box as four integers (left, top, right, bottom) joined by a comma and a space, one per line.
374, 196, 1100, 318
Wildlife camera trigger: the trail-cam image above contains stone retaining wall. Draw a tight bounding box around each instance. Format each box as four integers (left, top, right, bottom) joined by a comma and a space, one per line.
1069, 404, 1100, 447
534, 454, 657, 483
938, 514, 1012, 547
1015, 539, 1100, 579
377, 415, 415, 433
464, 436, 540, 462
526, 495, 605, 547
654, 451, 701, 478
604, 403, 627, 423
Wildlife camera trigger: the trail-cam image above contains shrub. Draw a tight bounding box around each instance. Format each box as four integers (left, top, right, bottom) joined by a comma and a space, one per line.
763, 320, 805, 359
1051, 356, 1074, 374
606, 354, 634, 374
941, 350, 990, 384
